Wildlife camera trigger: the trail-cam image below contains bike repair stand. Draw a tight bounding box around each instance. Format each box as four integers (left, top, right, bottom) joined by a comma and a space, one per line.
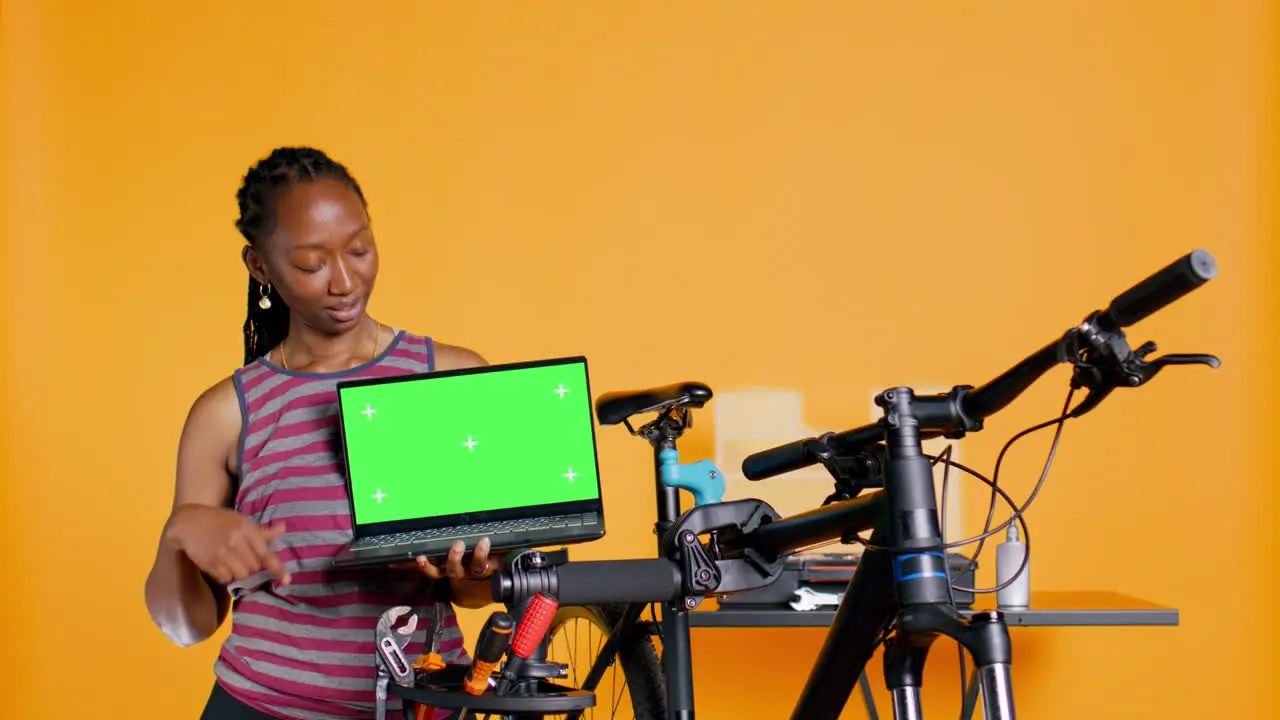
636, 403, 729, 720
876, 386, 1015, 720
629, 398, 787, 720
389, 577, 596, 720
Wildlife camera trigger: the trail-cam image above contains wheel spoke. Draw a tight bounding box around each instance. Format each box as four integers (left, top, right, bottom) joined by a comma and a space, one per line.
544, 606, 663, 720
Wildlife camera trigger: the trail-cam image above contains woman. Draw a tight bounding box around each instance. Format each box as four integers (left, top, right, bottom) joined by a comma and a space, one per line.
144, 146, 495, 720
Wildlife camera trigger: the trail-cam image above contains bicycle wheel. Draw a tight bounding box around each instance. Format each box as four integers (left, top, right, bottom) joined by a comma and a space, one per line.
544, 604, 666, 720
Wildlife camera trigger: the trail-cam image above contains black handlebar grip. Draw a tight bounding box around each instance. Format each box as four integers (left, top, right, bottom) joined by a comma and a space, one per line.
554, 560, 684, 605
741, 437, 821, 481
1106, 249, 1217, 328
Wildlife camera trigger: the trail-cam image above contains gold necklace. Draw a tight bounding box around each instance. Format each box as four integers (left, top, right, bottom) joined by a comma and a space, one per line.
279, 321, 381, 370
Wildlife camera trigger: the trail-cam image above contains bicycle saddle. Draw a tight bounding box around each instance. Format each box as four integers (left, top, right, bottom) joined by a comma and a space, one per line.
595, 382, 713, 426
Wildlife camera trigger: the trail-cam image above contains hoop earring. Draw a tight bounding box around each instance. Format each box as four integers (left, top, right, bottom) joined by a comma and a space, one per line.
258, 282, 273, 310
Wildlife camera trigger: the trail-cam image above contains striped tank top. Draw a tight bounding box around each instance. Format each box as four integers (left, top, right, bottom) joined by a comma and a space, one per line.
215, 330, 468, 720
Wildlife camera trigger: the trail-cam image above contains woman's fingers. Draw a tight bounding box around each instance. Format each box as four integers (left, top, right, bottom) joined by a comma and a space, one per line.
416, 555, 445, 579
444, 540, 466, 578
247, 525, 290, 584
469, 538, 492, 577
416, 539, 497, 580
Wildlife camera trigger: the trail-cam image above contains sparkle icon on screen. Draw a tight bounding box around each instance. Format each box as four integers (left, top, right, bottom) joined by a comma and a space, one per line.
372, 488, 387, 503
554, 384, 570, 399
463, 436, 479, 452
564, 467, 578, 483
362, 403, 377, 420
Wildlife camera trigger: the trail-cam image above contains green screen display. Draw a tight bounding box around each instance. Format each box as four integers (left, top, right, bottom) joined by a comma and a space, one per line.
339, 360, 601, 525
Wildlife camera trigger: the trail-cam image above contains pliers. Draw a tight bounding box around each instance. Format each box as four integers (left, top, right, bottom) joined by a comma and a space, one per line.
414, 602, 448, 674
408, 603, 450, 720
374, 606, 419, 720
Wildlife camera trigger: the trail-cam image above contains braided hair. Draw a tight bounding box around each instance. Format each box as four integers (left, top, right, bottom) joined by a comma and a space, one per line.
234, 147, 368, 365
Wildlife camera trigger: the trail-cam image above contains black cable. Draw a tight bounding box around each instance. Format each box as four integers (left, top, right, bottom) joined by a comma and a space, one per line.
933, 456, 976, 720
649, 602, 662, 642
927, 407, 1066, 719
842, 453, 1026, 558
945, 387, 1073, 718
935, 444, 961, 613
948, 385, 1077, 550
932, 445, 968, 716
952, 385, 1075, 595
968, 386, 1074, 560
935, 443, 958, 611
750, 384, 1077, 718
618, 384, 1077, 717
841, 451, 1013, 718
844, 385, 1076, 561
739, 425, 1052, 716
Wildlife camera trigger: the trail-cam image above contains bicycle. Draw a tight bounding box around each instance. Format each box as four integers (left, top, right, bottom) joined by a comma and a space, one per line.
393, 249, 1220, 720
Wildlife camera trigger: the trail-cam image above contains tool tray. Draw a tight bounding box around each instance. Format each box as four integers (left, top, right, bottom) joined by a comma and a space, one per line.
388, 664, 595, 718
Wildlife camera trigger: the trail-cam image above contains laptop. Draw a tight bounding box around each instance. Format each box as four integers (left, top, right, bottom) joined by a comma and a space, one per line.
330, 355, 606, 569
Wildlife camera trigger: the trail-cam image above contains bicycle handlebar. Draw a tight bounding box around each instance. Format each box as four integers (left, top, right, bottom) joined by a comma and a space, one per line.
492, 557, 686, 606
1104, 248, 1217, 329
491, 492, 887, 608
741, 249, 1218, 481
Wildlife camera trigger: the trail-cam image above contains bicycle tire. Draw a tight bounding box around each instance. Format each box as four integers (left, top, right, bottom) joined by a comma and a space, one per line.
547, 604, 666, 720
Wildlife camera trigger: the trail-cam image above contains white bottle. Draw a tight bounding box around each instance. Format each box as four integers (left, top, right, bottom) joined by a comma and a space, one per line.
995, 515, 1030, 610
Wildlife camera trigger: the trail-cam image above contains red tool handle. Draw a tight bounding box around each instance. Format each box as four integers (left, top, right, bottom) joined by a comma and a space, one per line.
509, 593, 559, 659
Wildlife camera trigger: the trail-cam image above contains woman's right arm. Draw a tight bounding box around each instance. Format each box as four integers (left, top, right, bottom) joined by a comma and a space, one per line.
144, 377, 282, 647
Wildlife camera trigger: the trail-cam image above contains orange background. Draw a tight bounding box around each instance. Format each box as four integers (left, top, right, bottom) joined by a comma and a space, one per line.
4, 2, 1277, 718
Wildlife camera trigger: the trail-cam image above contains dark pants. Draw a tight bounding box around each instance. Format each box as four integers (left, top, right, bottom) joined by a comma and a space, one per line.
199, 681, 457, 720
200, 682, 281, 719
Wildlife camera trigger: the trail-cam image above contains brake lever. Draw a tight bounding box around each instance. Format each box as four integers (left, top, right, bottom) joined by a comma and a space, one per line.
1070, 342, 1221, 419
1148, 353, 1222, 370
1128, 342, 1221, 385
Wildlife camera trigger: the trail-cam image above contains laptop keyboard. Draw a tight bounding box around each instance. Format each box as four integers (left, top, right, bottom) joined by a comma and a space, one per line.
352, 512, 600, 551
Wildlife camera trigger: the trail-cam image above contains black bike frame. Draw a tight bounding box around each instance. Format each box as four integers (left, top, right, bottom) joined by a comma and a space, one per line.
653, 418, 698, 720
780, 388, 1015, 720
660, 387, 1015, 720
553, 249, 1220, 720
556, 414, 705, 720
572, 387, 1013, 720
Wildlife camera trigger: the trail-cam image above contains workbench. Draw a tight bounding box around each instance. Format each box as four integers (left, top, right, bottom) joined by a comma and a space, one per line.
688, 590, 1180, 719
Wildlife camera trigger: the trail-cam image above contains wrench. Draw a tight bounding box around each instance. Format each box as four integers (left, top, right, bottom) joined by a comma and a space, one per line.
789, 586, 843, 612
375, 606, 419, 720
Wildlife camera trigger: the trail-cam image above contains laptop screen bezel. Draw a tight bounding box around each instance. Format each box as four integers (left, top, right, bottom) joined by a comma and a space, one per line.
334, 355, 605, 539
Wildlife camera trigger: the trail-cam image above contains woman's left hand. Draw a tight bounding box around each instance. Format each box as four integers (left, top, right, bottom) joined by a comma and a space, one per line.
415, 537, 498, 581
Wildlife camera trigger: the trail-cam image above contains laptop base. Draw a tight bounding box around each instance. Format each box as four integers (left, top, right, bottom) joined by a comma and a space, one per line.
330, 518, 605, 570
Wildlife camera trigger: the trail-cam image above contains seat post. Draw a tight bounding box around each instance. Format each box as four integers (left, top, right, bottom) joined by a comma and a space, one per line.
649, 414, 685, 554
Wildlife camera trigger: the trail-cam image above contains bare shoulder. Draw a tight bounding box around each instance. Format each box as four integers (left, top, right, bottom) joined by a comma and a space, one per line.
175, 373, 244, 504
186, 375, 242, 430
432, 342, 489, 372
